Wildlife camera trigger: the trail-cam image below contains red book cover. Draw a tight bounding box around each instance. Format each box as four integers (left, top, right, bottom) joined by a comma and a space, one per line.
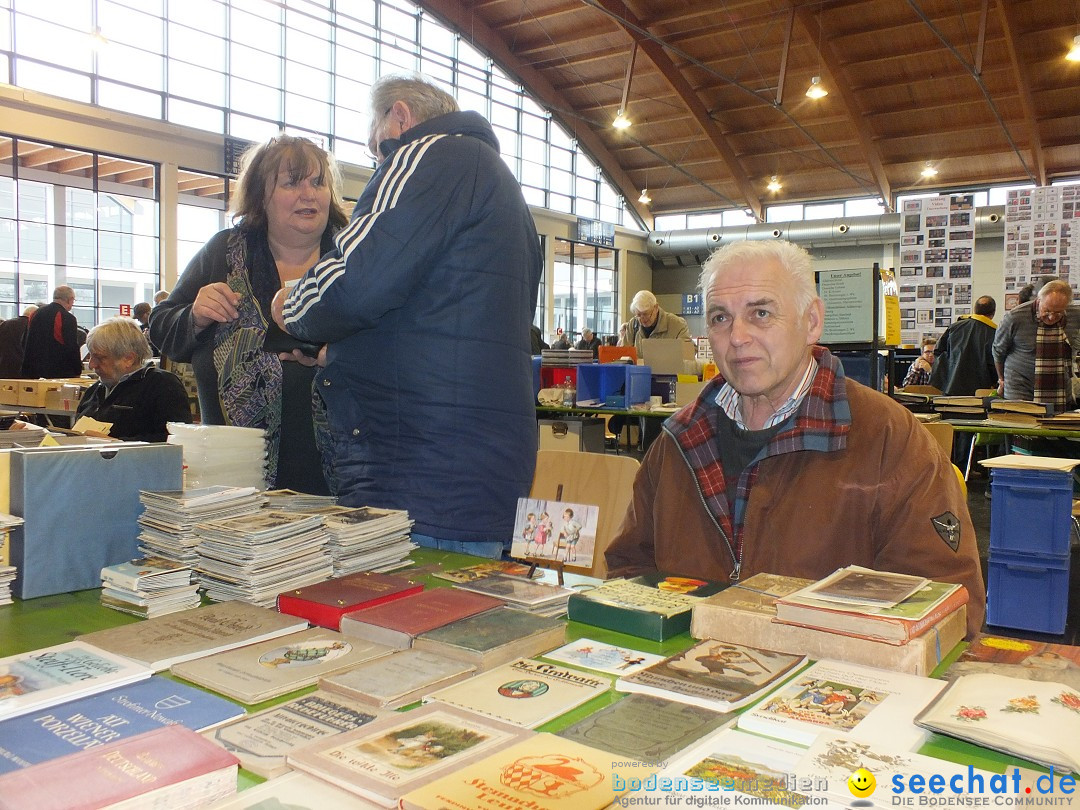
339, 588, 505, 647
276, 571, 424, 630
0, 724, 238, 810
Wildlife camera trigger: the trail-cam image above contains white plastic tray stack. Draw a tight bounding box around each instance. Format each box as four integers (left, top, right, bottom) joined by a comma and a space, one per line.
167, 422, 268, 489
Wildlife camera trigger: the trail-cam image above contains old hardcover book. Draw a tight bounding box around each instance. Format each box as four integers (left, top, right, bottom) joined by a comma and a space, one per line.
566, 579, 705, 641
615, 639, 807, 711
0, 675, 243, 775
988, 399, 1052, 416
943, 634, 1080, 689
556, 693, 734, 762
286, 703, 532, 808
914, 672, 1080, 773
205, 771, 382, 809
171, 628, 393, 704
0, 724, 239, 810
205, 689, 381, 779
399, 733, 638, 810
691, 573, 967, 676
412, 606, 565, 671
319, 649, 476, 709
0, 640, 152, 722
736, 659, 946, 748
339, 588, 503, 649
276, 571, 424, 630
540, 637, 665, 676
78, 601, 309, 671
774, 579, 968, 644
424, 657, 609, 728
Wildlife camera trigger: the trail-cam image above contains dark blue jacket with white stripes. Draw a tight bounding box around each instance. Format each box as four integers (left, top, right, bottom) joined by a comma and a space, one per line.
283, 110, 542, 544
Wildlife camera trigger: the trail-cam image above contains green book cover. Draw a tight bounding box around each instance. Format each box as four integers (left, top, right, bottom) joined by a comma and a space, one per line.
415, 607, 563, 654
567, 580, 704, 641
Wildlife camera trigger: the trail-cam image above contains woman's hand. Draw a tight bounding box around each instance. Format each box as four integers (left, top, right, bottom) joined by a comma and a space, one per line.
192, 282, 241, 330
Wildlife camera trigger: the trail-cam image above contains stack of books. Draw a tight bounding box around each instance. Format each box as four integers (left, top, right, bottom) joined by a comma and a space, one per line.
262, 488, 343, 513
1037, 410, 1080, 429
540, 348, 593, 366
932, 394, 988, 420
0, 513, 23, 606
194, 511, 333, 606
100, 557, 200, 618
452, 573, 574, 617
892, 390, 935, 412
321, 506, 416, 576
137, 486, 266, 567
987, 399, 1051, 426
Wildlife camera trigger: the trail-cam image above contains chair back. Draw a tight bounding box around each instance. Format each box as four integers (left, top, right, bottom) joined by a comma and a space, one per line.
922, 420, 954, 456
528, 450, 640, 578
901, 384, 942, 395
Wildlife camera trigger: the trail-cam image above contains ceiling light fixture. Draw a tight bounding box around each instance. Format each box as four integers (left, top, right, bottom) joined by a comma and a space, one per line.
612, 110, 631, 130
613, 41, 639, 130
767, 175, 783, 193
638, 188, 652, 205
805, 76, 828, 99
921, 162, 939, 178
1067, 34, 1080, 62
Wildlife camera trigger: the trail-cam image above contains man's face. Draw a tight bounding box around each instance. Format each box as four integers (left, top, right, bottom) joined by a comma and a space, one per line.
88, 349, 130, 388
1037, 292, 1069, 326
921, 343, 936, 361
636, 305, 659, 328
706, 258, 823, 406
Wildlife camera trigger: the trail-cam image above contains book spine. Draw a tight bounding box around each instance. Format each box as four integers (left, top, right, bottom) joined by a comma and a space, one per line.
276, 596, 348, 630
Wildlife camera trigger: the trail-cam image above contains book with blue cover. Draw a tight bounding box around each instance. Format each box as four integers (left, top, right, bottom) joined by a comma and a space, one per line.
0, 674, 244, 774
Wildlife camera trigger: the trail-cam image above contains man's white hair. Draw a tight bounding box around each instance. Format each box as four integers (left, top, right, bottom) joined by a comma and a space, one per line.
699, 240, 818, 312
630, 290, 658, 316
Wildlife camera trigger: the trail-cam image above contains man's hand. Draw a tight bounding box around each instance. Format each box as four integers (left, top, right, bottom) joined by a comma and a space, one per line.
915, 357, 932, 373
277, 346, 327, 368
192, 282, 241, 330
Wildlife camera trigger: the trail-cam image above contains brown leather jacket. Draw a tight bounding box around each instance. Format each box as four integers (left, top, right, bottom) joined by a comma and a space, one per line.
606, 372, 986, 637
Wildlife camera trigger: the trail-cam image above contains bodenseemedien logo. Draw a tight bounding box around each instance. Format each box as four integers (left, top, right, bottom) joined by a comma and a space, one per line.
850, 768, 877, 798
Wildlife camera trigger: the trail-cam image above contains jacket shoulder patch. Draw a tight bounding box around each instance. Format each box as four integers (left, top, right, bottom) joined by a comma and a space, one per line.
931, 511, 961, 551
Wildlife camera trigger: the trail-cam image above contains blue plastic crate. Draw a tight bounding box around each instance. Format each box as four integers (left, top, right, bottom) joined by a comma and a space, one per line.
989, 467, 1073, 556
986, 549, 1070, 635
531, 355, 542, 401
577, 364, 652, 407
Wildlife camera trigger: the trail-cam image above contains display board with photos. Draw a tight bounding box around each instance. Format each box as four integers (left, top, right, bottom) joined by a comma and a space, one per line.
1004, 186, 1080, 310
897, 194, 977, 346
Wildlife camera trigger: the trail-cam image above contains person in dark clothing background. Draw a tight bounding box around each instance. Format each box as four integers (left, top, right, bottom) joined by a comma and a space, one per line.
22, 286, 81, 379
0, 305, 37, 377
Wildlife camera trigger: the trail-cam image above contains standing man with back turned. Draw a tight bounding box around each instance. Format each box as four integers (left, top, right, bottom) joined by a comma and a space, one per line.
22, 286, 82, 379
930, 296, 998, 396
605, 240, 985, 636
274, 73, 542, 559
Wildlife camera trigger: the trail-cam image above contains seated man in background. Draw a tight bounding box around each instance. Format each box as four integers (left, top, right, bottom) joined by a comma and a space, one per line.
619, 289, 692, 352
901, 337, 936, 387
76, 317, 192, 442
575, 328, 601, 357
605, 240, 985, 637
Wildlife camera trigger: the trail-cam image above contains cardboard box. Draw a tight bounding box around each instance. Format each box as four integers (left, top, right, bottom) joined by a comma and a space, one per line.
17, 380, 65, 407
0, 380, 19, 406
44, 384, 85, 412
538, 417, 605, 453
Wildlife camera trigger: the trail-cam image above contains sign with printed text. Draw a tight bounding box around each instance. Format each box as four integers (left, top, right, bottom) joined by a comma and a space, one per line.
682, 293, 703, 315
118, 304, 131, 316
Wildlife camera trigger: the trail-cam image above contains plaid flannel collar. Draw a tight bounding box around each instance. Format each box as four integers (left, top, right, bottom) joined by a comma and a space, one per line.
714, 356, 818, 430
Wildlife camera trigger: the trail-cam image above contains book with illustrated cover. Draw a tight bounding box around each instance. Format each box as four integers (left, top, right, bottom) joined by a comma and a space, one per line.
277, 571, 424, 630
171, 628, 394, 704
737, 659, 946, 748
792, 565, 928, 608
540, 637, 665, 676
793, 731, 995, 804
566, 578, 706, 641
319, 649, 476, 709
424, 657, 609, 728
399, 733, 639, 810
691, 572, 967, 676
0, 675, 243, 775
100, 557, 192, 591
286, 703, 532, 808
635, 727, 810, 806
774, 578, 968, 644
615, 639, 807, 712
205, 689, 382, 779
412, 606, 565, 671
0, 640, 152, 722
431, 560, 533, 583
943, 634, 1080, 690
452, 573, 574, 612
78, 601, 309, 671
339, 588, 504, 649
206, 771, 383, 808
915, 672, 1080, 773
556, 693, 734, 762
0, 725, 239, 810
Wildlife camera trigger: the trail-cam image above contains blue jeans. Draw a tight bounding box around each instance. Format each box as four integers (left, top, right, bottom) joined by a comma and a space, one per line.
411, 533, 507, 560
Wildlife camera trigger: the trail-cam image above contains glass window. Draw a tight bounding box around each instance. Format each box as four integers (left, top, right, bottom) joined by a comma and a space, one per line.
16, 60, 91, 102
100, 2, 163, 51
98, 81, 162, 119
552, 239, 617, 341
230, 7, 281, 50
168, 0, 225, 34
14, 15, 92, 72
845, 198, 885, 217
168, 25, 225, 72
653, 214, 687, 231
766, 204, 803, 223
98, 43, 163, 91
168, 97, 224, 132
722, 209, 756, 226
231, 43, 281, 85
687, 212, 723, 229
804, 202, 844, 220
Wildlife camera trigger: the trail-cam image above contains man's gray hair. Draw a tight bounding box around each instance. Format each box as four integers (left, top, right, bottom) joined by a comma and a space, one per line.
21, 305, 37, 317
1039, 279, 1073, 301
52, 285, 75, 304
371, 73, 458, 124
629, 290, 658, 316
699, 240, 818, 312
86, 317, 152, 364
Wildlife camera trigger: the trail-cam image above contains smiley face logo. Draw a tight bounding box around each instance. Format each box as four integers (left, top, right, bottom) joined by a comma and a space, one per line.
848, 768, 876, 798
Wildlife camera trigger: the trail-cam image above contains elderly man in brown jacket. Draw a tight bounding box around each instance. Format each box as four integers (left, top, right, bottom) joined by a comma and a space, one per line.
606, 240, 985, 637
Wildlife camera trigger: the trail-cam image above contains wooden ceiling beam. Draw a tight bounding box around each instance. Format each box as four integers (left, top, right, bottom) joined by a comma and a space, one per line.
18, 146, 76, 168
415, 0, 652, 223
994, 0, 1046, 186
589, 0, 763, 219
52, 154, 95, 174
113, 167, 156, 185
795, 5, 892, 210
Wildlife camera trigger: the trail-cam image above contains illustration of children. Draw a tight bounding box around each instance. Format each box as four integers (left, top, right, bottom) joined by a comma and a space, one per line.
534, 512, 552, 557
521, 512, 538, 555
557, 508, 582, 562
